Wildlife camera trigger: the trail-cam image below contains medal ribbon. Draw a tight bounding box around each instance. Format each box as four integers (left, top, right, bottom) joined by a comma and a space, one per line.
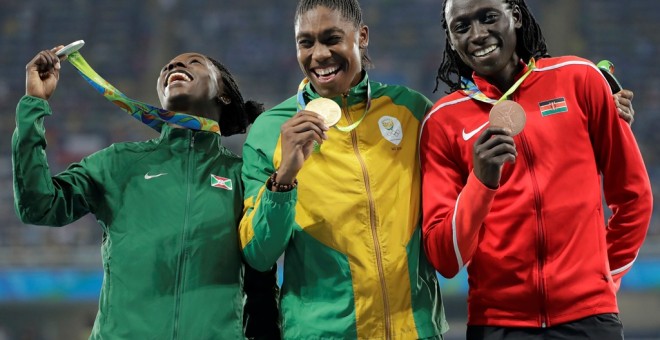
65, 51, 221, 134
461, 58, 536, 105
296, 78, 371, 132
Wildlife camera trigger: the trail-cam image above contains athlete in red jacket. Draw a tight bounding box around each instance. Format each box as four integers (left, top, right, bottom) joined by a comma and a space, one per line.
420, 0, 652, 338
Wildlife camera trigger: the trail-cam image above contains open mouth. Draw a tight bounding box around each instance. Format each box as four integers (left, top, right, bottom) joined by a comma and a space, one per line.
165, 70, 194, 88
312, 65, 341, 82
473, 45, 498, 58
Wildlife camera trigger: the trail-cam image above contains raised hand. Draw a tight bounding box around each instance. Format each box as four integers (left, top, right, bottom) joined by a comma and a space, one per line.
472, 127, 517, 189
614, 89, 634, 125
276, 110, 328, 185
25, 46, 64, 100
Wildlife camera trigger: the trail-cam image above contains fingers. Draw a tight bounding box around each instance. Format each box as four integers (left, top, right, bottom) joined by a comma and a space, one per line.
474, 127, 517, 165
283, 111, 329, 142
27, 48, 62, 79
614, 89, 635, 125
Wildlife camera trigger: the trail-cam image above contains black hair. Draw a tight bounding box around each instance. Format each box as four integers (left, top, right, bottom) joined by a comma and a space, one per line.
208, 57, 264, 136
434, 0, 549, 93
295, 0, 372, 69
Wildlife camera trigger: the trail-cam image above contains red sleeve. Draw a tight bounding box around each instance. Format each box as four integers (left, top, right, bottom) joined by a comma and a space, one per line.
582, 64, 653, 287
419, 112, 497, 278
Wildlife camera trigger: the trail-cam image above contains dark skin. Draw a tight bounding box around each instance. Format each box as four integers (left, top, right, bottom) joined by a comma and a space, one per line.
25, 48, 229, 124
445, 0, 635, 188
445, 0, 521, 188
276, 6, 369, 186
156, 52, 231, 123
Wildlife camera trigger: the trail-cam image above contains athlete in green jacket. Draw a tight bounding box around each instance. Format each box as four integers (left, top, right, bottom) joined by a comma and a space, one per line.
13, 48, 279, 339
239, 1, 448, 339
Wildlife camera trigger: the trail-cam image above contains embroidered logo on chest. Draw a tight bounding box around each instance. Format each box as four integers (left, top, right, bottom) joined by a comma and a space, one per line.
539, 97, 568, 116
210, 174, 233, 190
378, 116, 403, 145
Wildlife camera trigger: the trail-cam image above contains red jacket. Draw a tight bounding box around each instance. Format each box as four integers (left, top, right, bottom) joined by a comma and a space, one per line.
420, 56, 652, 328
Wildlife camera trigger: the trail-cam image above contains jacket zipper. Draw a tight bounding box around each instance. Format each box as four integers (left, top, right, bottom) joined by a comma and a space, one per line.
519, 129, 548, 327
172, 132, 195, 339
342, 96, 392, 339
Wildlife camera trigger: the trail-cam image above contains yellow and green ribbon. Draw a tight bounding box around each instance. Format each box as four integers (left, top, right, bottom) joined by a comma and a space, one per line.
66, 51, 220, 134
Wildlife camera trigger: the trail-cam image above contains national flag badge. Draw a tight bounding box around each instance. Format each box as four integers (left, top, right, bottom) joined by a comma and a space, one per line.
539, 97, 568, 116
210, 174, 233, 190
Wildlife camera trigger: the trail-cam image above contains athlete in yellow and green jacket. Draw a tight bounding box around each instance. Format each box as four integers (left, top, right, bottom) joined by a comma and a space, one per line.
239, 4, 447, 338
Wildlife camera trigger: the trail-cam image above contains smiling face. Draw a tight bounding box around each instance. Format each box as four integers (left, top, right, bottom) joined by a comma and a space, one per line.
295, 5, 368, 98
156, 53, 224, 115
445, 0, 522, 82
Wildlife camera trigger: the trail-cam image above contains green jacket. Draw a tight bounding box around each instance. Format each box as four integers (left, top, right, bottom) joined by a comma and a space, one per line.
12, 95, 274, 339
239, 75, 448, 339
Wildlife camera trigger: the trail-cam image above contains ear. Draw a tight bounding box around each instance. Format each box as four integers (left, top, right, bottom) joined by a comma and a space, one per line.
512, 5, 523, 29
359, 24, 369, 49
218, 96, 231, 105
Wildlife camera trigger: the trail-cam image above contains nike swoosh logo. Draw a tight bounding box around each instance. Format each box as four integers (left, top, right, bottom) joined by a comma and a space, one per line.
462, 121, 489, 141
144, 172, 168, 180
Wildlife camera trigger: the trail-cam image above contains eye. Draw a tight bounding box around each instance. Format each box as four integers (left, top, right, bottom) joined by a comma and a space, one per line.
326, 35, 342, 44
298, 39, 313, 48
190, 59, 202, 64
483, 12, 499, 23
453, 23, 469, 34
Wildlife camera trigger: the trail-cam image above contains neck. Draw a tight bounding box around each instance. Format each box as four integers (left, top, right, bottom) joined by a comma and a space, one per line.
167, 102, 221, 123
485, 57, 524, 94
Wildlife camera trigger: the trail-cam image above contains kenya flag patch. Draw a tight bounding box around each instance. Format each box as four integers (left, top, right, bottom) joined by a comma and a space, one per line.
211, 174, 232, 190
539, 97, 568, 116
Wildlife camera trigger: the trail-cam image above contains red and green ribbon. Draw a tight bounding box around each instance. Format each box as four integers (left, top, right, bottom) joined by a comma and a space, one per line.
66, 51, 220, 134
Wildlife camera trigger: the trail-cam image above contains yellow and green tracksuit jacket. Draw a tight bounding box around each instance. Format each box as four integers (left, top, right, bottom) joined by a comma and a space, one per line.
239, 74, 448, 339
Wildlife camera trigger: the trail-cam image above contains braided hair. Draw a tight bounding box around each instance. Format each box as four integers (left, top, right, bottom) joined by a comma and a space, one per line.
208, 57, 264, 136
434, 0, 549, 93
295, 0, 372, 68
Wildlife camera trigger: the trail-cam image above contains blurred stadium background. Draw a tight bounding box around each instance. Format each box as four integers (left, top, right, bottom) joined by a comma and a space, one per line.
0, 0, 658, 339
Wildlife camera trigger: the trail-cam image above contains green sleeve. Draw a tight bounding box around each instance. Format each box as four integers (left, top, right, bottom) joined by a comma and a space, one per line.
238, 109, 297, 272
12, 95, 101, 226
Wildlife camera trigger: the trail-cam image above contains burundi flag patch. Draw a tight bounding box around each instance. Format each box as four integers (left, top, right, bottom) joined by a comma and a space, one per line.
210, 174, 232, 190
539, 97, 568, 116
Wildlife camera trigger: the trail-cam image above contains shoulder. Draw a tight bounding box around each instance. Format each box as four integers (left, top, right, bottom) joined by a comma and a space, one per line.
244, 96, 296, 152
370, 81, 432, 120
534, 56, 601, 75
84, 138, 159, 164
425, 91, 472, 123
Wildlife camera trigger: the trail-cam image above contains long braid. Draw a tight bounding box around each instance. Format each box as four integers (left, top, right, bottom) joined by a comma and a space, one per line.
209, 57, 264, 136
295, 0, 372, 68
434, 0, 549, 93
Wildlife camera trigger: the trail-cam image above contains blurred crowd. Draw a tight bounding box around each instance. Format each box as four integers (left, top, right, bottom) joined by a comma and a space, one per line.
1, 0, 658, 268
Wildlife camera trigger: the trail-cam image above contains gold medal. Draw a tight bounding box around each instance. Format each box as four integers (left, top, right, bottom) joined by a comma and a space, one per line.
489, 100, 526, 136
305, 98, 341, 127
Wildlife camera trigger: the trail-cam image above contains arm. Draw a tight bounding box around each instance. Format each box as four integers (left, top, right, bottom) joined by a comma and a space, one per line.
584, 67, 652, 289
238, 110, 328, 271
13, 48, 100, 226
419, 116, 501, 278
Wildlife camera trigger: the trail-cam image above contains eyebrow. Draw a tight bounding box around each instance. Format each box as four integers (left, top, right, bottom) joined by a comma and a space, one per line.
296, 27, 345, 39
450, 7, 501, 24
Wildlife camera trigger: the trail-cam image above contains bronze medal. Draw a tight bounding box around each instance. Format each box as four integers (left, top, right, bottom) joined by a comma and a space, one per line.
489, 100, 526, 136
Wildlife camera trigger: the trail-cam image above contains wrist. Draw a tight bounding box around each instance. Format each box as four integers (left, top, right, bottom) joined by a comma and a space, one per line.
267, 171, 298, 192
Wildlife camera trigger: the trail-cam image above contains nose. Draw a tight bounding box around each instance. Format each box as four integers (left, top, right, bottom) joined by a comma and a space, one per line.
166, 61, 186, 71
469, 22, 489, 42
312, 43, 332, 62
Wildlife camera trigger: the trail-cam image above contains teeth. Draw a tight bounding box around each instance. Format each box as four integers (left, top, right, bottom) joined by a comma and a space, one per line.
474, 45, 497, 57
167, 72, 191, 85
315, 66, 339, 76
